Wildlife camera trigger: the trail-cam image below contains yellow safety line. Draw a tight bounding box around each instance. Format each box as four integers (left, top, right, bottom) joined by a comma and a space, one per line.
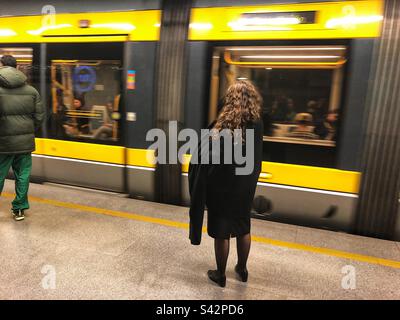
251, 236, 400, 269
2, 192, 400, 269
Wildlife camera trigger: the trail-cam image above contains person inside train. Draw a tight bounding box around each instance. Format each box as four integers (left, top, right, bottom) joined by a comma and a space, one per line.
73, 96, 90, 135
49, 89, 68, 139
287, 112, 319, 140
0, 54, 44, 221
314, 109, 339, 140
324, 110, 339, 140
286, 98, 297, 122
93, 99, 115, 140
307, 98, 327, 126
189, 80, 263, 287
270, 95, 289, 122
306, 100, 317, 115
63, 96, 90, 137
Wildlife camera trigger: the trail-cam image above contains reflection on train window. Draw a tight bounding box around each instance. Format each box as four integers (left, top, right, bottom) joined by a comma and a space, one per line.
253, 68, 340, 146
49, 60, 122, 142
210, 46, 346, 147
0, 47, 33, 82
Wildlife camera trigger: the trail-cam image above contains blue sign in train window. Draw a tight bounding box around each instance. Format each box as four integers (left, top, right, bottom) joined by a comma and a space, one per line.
74, 66, 96, 93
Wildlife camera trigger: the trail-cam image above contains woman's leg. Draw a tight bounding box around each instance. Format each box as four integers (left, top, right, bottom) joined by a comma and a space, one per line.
214, 238, 230, 276
208, 238, 229, 287
236, 233, 251, 271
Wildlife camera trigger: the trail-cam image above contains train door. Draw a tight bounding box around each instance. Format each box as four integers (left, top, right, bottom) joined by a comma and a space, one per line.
43, 42, 126, 192
207, 44, 356, 231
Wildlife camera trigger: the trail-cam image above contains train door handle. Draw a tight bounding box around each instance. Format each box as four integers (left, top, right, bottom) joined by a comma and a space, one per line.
322, 205, 338, 218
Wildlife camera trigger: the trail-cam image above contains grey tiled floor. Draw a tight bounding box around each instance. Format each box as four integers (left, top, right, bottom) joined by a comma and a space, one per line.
0, 179, 399, 300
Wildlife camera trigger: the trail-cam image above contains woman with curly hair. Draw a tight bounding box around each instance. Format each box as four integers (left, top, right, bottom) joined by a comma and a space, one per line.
189, 80, 263, 287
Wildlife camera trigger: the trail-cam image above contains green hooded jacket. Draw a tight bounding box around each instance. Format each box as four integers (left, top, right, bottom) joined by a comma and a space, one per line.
0, 66, 43, 154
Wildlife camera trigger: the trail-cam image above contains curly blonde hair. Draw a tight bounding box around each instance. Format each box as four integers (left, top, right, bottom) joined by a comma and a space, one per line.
214, 80, 262, 133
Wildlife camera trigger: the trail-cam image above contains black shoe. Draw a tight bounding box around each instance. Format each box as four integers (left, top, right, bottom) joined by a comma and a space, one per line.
235, 265, 248, 282
12, 210, 25, 221
207, 270, 226, 287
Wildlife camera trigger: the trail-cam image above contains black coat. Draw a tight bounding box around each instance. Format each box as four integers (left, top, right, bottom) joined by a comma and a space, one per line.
188, 120, 263, 245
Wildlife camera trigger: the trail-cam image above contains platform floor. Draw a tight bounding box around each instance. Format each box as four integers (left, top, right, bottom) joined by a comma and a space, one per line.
0, 179, 400, 300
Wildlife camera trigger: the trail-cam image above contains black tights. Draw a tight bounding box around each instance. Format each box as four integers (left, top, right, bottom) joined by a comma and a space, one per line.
214, 233, 251, 276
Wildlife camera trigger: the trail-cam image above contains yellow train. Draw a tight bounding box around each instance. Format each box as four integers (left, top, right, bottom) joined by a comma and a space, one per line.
1, 0, 392, 235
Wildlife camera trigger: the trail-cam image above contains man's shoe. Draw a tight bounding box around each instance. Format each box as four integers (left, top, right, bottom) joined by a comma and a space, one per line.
234, 265, 248, 282
207, 270, 226, 287
12, 210, 25, 221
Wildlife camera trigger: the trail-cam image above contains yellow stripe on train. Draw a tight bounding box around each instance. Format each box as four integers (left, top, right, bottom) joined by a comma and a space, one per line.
259, 162, 360, 194
34, 139, 360, 194
189, 0, 383, 40
34, 138, 125, 164
0, 10, 161, 43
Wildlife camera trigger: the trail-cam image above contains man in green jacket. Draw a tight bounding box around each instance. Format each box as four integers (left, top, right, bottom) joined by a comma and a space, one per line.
0, 55, 43, 221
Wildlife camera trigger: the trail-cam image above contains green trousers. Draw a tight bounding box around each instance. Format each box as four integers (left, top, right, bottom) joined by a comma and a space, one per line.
0, 153, 32, 211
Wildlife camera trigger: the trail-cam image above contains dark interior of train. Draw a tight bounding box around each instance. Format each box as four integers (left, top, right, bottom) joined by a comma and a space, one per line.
208, 42, 348, 168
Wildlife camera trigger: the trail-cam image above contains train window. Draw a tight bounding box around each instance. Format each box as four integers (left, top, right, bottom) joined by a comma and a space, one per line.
254, 67, 340, 146
49, 59, 122, 143
210, 46, 346, 148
